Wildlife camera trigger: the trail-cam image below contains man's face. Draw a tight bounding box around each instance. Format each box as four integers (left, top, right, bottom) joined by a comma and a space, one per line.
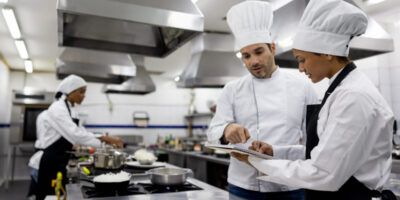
240, 43, 276, 79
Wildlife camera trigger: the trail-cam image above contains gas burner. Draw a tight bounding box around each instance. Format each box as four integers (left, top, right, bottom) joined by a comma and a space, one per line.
81, 184, 145, 198
138, 182, 203, 194
81, 182, 203, 198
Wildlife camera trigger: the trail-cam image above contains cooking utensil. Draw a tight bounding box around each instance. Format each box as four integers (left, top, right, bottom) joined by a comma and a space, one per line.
146, 168, 192, 186
125, 161, 165, 169
94, 149, 126, 169
81, 171, 131, 192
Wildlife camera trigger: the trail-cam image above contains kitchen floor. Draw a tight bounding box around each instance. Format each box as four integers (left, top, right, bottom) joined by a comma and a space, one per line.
0, 180, 31, 200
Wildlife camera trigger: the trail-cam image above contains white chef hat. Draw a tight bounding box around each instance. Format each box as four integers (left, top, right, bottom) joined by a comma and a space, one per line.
293, 0, 368, 57
56, 74, 87, 97
227, 0, 273, 51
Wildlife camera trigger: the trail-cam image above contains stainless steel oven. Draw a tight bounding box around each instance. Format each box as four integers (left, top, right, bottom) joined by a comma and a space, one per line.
10, 90, 54, 144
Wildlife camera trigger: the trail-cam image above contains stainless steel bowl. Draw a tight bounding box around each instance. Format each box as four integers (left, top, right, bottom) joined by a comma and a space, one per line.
94, 149, 126, 169
146, 168, 192, 186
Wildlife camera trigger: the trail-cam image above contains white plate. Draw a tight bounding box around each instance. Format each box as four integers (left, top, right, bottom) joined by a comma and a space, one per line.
125, 161, 165, 168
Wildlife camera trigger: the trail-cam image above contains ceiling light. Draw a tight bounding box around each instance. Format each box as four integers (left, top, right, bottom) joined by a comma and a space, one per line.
24, 60, 33, 73
279, 37, 293, 48
364, 0, 385, 5
191, 0, 198, 3
2, 7, 22, 39
14, 40, 29, 59
0, 0, 8, 3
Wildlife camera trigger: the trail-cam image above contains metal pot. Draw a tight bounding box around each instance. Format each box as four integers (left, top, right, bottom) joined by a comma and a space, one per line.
94, 149, 126, 169
146, 168, 192, 186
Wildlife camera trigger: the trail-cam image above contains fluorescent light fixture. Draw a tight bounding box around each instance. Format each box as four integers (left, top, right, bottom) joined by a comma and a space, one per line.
365, 0, 385, 5
0, 0, 9, 3
191, 0, 198, 3
2, 7, 22, 39
24, 60, 33, 73
14, 40, 29, 59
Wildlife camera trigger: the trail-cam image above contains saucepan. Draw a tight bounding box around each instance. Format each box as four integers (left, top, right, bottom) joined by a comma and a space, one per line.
146, 168, 192, 186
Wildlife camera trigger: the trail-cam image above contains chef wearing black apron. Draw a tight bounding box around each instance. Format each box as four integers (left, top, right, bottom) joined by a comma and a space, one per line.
36, 100, 76, 200
242, 0, 396, 199
303, 63, 395, 199
34, 75, 123, 200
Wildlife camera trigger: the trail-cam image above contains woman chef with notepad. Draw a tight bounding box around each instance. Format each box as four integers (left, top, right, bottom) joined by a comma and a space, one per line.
238, 0, 396, 199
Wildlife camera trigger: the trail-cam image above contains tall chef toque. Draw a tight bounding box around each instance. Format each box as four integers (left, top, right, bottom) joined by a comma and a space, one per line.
226, 0, 273, 51
55, 74, 87, 99
293, 0, 368, 57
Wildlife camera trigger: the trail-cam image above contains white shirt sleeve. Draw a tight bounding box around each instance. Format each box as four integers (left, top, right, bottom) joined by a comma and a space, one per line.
207, 83, 235, 143
249, 90, 376, 191
273, 81, 318, 160
47, 101, 101, 148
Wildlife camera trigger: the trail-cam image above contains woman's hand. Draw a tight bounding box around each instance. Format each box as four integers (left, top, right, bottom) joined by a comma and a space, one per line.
100, 136, 124, 148
250, 141, 273, 156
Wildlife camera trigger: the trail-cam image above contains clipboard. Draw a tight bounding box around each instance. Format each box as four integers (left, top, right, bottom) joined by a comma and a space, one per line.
205, 143, 273, 160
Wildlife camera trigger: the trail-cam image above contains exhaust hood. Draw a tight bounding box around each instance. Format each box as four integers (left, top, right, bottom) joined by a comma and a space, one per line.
103, 65, 156, 95
272, 0, 394, 68
176, 33, 247, 88
57, 0, 204, 57
56, 47, 136, 84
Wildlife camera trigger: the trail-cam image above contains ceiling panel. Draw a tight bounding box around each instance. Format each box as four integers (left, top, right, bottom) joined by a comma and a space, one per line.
0, 0, 399, 74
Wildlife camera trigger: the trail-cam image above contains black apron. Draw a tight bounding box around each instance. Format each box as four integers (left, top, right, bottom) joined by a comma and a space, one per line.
305, 63, 375, 200
36, 100, 79, 200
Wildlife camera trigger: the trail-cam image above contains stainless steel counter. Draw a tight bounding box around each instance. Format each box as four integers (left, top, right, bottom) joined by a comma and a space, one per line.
160, 148, 230, 166
66, 176, 230, 200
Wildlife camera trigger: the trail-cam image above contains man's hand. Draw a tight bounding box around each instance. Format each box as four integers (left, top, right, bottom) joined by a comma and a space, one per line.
249, 141, 273, 156
230, 152, 251, 166
223, 123, 250, 144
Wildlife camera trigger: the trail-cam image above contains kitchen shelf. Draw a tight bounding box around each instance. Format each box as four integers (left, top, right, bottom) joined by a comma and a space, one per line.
184, 113, 214, 119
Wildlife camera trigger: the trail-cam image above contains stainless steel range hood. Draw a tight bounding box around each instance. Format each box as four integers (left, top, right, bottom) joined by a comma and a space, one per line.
272, 0, 394, 68
57, 0, 204, 57
103, 65, 156, 95
56, 47, 136, 84
176, 33, 247, 88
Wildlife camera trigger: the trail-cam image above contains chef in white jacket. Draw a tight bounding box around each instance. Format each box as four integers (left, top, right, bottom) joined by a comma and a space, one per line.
207, 1, 317, 199
242, 0, 396, 199
36, 75, 123, 200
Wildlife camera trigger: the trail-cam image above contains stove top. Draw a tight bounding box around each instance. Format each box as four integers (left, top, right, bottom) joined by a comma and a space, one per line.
81, 182, 203, 198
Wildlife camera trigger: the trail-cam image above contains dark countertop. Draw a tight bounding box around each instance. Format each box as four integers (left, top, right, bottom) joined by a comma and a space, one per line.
160, 148, 230, 165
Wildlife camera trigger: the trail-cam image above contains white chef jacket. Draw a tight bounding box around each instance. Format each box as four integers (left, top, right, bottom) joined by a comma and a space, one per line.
28, 98, 101, 170
207, 67, 318, 192
249, 68, 394, 192
28, 111, 48, 169
45, 98, 101, 147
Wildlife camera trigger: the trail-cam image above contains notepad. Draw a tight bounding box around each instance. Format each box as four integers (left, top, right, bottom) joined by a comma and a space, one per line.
205, 143, 273, 160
